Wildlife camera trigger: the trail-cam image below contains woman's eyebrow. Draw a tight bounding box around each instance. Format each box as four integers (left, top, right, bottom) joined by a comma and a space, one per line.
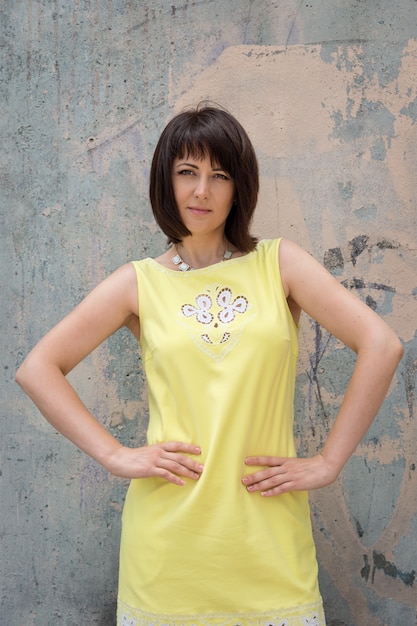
176, 162, 226, 171
175, 161, 199, 169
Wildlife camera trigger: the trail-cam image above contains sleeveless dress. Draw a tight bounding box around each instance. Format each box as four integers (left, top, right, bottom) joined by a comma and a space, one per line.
117, 239, 326, 626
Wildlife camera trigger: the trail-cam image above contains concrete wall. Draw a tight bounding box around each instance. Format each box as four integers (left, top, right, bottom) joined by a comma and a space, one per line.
2, 1, 416, 624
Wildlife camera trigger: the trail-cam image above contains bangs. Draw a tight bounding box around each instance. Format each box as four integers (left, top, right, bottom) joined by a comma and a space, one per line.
171, 126, 236, 175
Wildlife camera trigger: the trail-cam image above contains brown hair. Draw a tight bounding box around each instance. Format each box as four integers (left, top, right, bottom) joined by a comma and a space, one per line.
149, 104, 259, 252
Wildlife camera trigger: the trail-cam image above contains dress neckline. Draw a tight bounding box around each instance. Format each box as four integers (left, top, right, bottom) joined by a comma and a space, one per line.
146, 243, 261, 275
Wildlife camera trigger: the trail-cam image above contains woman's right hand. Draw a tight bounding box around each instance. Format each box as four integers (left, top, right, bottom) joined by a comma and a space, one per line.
105, 442, 204, 485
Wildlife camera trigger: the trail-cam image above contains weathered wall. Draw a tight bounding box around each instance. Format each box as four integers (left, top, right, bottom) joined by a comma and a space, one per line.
2, 2, 416, 625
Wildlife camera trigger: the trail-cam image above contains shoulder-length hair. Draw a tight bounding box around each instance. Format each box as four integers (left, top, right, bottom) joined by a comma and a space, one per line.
149, 104, 259, 252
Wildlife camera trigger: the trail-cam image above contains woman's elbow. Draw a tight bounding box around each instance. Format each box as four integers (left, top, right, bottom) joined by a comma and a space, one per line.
359, 326, 404, 369
380, 327, 404, 370
16, 352, 45, 394
391, 334, 404, 365
16, 356, 34, 392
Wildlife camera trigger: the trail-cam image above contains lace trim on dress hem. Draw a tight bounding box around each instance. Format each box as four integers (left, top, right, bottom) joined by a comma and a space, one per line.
116, 598, 326, 626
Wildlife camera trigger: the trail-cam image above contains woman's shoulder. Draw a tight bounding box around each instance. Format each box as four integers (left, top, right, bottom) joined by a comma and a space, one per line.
93, 263, 139, 310
256, 237, 294, 261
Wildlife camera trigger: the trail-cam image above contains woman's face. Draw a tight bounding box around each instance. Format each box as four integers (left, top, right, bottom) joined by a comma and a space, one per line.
172, 153, 235, 238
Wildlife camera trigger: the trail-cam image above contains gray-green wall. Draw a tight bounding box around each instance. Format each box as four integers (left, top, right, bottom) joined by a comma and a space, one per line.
2, 2, 417, 625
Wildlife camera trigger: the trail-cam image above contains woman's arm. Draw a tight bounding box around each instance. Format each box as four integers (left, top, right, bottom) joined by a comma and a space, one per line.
243, 239, 404, 496
16, 263, 203, 484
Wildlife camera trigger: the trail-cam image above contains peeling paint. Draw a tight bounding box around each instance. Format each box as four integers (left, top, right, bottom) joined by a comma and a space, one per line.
349, 234, 369, 265
361, 551, 416, 587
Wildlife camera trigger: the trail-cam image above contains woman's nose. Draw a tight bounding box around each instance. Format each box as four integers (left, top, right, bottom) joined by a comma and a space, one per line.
194, 177, 209, 198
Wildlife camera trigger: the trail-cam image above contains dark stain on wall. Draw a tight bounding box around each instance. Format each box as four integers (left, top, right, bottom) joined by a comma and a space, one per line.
402, 348, 417, 420
323, 246, 344, 272
361, 552, 416, 587
349, 234, 368, 266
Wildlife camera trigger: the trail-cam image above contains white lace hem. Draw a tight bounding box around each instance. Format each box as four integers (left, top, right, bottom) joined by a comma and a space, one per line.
117, 597, 326, 626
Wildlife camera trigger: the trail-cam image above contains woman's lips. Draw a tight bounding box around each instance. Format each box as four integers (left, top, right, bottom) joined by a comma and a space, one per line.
188, 206, 211, 215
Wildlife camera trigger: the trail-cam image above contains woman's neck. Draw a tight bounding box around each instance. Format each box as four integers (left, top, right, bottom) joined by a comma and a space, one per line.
174, 235, 231, 269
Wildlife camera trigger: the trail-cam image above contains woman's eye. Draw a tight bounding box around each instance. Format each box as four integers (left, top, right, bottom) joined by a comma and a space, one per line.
176, 169, 230, 180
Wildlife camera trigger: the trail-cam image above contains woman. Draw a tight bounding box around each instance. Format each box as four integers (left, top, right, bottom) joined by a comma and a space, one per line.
16, 105, 403, 626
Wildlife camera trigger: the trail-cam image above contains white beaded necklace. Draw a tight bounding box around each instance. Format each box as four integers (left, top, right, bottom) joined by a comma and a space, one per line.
172, 247, 233, 271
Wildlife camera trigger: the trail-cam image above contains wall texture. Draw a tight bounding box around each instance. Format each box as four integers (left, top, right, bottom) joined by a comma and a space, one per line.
2, 2, 417, 625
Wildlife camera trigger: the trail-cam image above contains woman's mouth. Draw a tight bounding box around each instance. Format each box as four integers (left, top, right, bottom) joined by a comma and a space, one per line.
188, 206, 211, 216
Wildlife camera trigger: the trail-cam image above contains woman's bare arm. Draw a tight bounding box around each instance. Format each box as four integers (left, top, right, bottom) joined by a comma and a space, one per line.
243, 239, 403, 496
16, 263, 203, 483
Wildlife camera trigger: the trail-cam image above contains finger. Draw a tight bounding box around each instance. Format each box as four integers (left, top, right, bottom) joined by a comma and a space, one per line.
155, 467, 187, 486
244, 471, 286, 491
162, 451, 204, 474
245, 472, 296, 495
163, 441, 202, 455
161, 458, 203, 480
242, 466, 285, 486
158, 451, 204, 478
245, 455, 288, 466
154, 460, 201, 485
260, 481, 295, 497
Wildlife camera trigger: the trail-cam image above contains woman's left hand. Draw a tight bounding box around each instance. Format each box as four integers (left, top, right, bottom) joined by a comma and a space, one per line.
242, 454, 338, 496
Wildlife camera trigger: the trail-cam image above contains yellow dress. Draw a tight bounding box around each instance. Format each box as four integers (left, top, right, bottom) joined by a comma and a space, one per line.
117, 239, 326, 626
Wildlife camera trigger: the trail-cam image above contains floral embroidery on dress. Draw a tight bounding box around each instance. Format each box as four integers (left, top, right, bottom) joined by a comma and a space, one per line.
178, 284, 253, 361
121, 615, 137, 626
217, 287, 248, 323
302, 616, 320, 626
201, 331, 231, 345
181, 293, 213, 324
